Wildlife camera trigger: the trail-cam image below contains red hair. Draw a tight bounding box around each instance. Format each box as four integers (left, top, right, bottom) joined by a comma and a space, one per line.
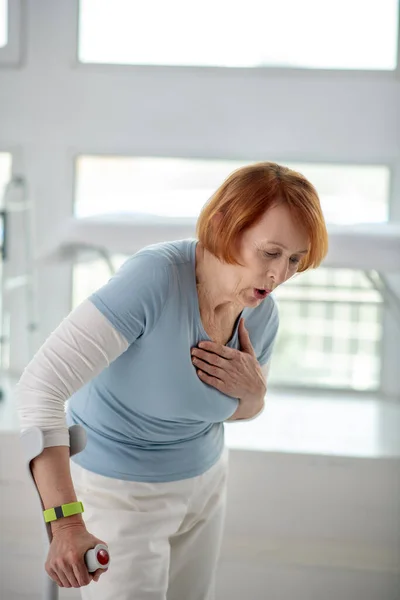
196, 162, 328, 272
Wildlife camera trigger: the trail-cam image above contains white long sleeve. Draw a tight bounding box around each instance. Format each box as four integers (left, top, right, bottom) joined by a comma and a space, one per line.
15, 299, 129, 448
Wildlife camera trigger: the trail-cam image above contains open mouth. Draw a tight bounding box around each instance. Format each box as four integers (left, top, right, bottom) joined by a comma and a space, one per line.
254, 288, 270, 299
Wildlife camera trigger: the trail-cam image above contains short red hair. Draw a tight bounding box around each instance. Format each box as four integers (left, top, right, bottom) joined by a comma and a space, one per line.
196, 162, 328, 272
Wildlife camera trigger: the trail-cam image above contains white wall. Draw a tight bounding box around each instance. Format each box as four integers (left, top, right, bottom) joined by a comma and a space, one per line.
0, 5, 399, 599
0, 1, 399, 395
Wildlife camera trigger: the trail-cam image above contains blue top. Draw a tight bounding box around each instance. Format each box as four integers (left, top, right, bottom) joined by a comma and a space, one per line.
67, 239, 279, 482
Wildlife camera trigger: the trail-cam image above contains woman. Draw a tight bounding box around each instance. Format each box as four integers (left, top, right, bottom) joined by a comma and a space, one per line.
16, 162, 328, 600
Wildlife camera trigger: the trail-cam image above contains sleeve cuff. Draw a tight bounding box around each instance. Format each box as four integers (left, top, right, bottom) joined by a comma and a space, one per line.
42, 428, 71, 447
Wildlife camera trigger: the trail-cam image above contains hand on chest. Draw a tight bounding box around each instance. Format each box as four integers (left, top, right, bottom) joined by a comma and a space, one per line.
190, 318, 265, 408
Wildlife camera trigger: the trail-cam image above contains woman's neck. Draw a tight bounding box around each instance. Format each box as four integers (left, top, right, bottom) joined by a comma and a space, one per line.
195, 242, 242, 318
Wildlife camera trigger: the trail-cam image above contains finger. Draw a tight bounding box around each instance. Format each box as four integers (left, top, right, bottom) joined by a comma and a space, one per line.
238, 319, 256, 356
193, 357, 226, 380
48, 568, 64, 587
63, 564, 81, 588
197, 341, 236, 359
72, 561, 92, 587
53, 566, 72, 588
197, 369, 224, 391
92, 567, 106, 582
192, 348, 227, 367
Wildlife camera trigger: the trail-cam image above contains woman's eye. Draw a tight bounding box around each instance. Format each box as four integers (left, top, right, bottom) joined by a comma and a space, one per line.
263, 251, 301, 266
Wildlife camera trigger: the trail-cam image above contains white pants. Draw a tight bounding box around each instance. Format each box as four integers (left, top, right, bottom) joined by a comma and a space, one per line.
70, 448, 229, 600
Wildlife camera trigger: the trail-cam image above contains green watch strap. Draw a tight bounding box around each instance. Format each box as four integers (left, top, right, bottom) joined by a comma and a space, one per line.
43, 501, 84, 523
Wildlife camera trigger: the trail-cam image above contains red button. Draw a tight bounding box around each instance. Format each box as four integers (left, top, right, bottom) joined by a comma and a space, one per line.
96, 549, 109, 566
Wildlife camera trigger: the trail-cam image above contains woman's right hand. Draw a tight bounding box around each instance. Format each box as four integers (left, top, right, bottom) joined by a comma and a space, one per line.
45, 523, 108, 588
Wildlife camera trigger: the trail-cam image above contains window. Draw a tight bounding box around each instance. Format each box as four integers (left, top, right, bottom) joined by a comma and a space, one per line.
0, 152, 12, 258
75, 157, 390, 222
78, 0, 399, 70
73, 156, 390, 392
0, 0, 22, 65
271, 271, 382, 390
75, 157, 251, 219
0, 0, 7, 48
0, 152, 12, 364
0, 152, 12, 200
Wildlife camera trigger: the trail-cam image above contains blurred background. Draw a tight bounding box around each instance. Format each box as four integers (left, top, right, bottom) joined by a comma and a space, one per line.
0, 1, 399, 599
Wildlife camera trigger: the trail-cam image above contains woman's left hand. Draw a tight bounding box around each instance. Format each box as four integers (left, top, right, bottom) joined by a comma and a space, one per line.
191, 318, 266, 404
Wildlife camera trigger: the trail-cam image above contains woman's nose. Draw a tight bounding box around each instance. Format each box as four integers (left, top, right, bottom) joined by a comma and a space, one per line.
267, 257, 289, 285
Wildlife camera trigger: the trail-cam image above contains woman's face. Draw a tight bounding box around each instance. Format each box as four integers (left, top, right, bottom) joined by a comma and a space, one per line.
232, 203, 309, 307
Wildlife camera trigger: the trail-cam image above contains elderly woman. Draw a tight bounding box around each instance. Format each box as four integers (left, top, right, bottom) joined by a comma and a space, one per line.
16, 162, 328, 600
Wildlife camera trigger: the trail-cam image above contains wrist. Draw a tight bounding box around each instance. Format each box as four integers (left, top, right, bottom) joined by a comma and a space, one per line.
245, 397, 264, 419
242, 392, 264, 412
50, 513, 86, 535
227, 394, 265, 421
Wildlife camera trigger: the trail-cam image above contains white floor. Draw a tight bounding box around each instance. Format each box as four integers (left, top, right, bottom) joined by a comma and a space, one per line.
1, 377, 400, 600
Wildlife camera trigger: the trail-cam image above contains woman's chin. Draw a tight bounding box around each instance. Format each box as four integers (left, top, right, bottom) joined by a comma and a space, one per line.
243, 291, 263, 306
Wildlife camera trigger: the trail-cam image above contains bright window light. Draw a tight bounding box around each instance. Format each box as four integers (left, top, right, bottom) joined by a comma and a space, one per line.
0, 0, 7, 48
73, 156, 389, 391
75, 156, 390, 225
79, 0, 399, 70
0, 152, 12, 200
0, 152, 12, 350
